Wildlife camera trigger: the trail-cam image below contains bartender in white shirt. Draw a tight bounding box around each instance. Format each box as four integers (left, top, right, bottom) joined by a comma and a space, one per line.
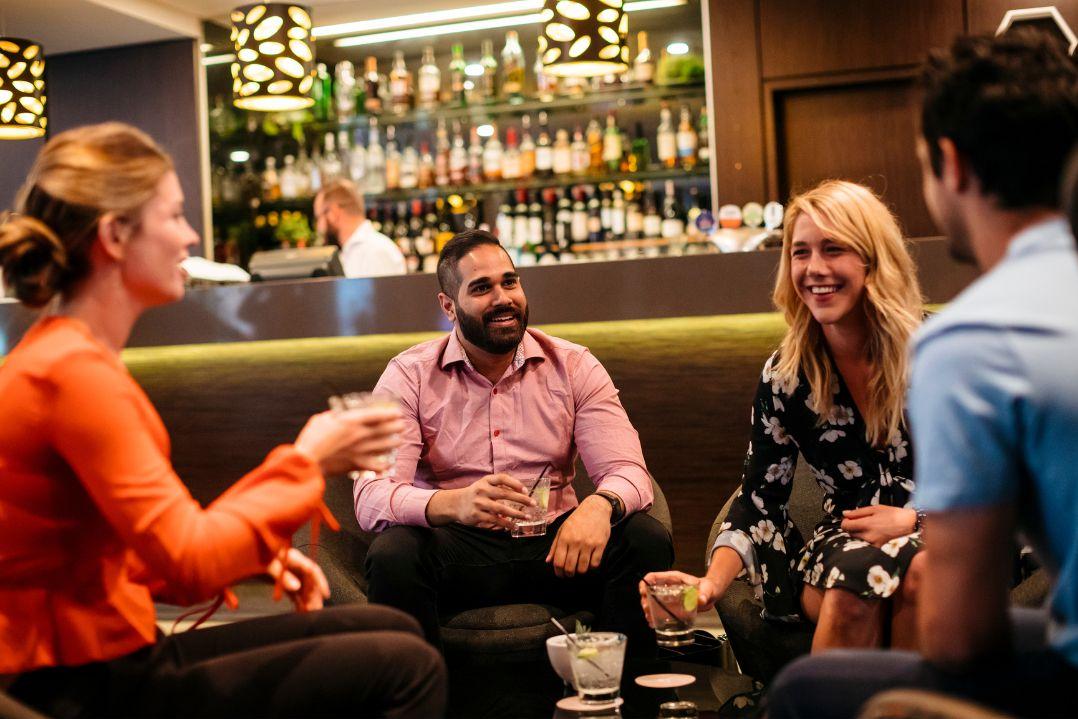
314, 179, 406, 278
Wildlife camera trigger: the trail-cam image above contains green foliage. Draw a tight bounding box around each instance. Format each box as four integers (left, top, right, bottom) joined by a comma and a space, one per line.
656, 53, 706, 86
274, 211, 314, 246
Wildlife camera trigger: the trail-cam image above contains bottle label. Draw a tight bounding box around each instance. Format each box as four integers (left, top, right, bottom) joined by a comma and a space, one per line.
661, 218, 685, 239
643, 216, 662, 237
658, 135, 677, 161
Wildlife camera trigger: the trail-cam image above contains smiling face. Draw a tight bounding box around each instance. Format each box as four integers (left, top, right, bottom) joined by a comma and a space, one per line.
789, 213, 868, 330
119, 171, 199, 307
443, 243, 529, 355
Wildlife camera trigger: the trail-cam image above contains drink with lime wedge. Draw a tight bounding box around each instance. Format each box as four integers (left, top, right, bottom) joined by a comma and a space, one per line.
569, 632, 627, 704
505, 475, 551, 538
646, 583, 698, 647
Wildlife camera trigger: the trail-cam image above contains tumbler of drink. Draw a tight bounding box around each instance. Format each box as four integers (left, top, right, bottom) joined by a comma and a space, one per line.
646, 582, 698, 647
504, 475, 550, 538
569, 632, 627, 705
327, 391, 402, 475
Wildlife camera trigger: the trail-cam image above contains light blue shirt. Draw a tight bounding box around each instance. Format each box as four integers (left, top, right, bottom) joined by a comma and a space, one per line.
910, 217, 1078, 668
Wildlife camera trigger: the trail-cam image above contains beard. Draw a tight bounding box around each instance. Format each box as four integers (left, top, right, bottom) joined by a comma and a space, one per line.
456, 302, 529, 355
946, 226, 976, 265
324, 222, 341, 248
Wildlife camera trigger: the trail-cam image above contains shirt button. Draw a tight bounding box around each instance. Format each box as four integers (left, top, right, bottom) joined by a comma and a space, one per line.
493, 430, 501, 437
493, 388, 498, 395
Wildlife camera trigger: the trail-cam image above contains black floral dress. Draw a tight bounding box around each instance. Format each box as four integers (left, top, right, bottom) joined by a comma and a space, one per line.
714, 351, 922, 620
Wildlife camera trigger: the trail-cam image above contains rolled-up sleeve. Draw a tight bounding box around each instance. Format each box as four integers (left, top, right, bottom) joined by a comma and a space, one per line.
353, 359, 438, 531
570, 350, 653, 515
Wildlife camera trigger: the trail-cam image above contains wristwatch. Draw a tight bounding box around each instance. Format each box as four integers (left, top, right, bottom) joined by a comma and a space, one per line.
595, 491, 626, 525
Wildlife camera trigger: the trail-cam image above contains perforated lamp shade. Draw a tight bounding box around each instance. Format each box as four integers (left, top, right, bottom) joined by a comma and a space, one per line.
0, 38, 46, 140
230, 3, 315, 112
540, 0, 628, 78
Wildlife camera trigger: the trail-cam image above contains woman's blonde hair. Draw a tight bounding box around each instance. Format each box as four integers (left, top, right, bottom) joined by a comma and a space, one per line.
772, 180, 923, 446
0, 122, 173, 307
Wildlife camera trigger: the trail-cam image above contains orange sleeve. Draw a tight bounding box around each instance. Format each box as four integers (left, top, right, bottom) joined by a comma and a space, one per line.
45, 349, 325, 605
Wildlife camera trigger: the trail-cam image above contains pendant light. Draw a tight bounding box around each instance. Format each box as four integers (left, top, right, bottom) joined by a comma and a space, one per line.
540, 0, 629, 78
230, 3, 315, 112
0, 38, 46, 140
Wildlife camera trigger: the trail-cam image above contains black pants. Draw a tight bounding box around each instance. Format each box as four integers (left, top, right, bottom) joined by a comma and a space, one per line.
767, 608, 1078, 719
364, 512, 674, 656
9, 605, 447, 719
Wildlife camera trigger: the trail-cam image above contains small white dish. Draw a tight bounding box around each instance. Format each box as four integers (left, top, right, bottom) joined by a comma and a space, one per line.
555, 696, 625, 712
635, 673, 695, 689
545, 634, 576, 685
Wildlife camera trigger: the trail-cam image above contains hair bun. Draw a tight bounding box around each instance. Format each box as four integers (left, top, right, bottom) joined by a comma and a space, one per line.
0, 212, 69, 308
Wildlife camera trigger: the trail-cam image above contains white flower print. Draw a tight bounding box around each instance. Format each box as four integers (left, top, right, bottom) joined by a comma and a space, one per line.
811, 465, 836, 495
827, 405, 855, 426
867, 565, 900, 597
762, 353, 777, 383
823, 496, 836, 515
807, 561, 824, 585
824, 566, 845, 589
797, 552, 810, 572
820, 428, 846, 443
838, 460, 863, 481
898, 476, 915, 493
881, 536, 909, 558
763, 415, 790, 445
751, 491, 767, 515
842, 539, 870, 552
870, 488, 881, 506
806, 391, 820, 414
765, 456, 794, 485
772, 395, 785, 413
772, 531, 786, 553
750, 519, 776, 545
889, 433, 909, 462
879, 467, 894, 487
719, 521, 732, 533
760, 563, 769, 585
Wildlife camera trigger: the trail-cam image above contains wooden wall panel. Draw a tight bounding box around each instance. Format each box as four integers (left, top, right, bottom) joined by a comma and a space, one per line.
758, 0, 966, 79
772, 77, 937, 237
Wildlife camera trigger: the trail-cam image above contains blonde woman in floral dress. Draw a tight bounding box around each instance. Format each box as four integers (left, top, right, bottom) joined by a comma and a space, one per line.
643, 180, 925, 651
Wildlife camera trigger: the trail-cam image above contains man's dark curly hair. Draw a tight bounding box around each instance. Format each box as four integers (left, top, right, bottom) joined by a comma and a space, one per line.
436, 229, 508, 299
921, 29, 1078, 209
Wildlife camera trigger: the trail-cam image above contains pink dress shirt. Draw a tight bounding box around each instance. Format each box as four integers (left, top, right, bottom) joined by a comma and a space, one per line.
354, 328, 653, 532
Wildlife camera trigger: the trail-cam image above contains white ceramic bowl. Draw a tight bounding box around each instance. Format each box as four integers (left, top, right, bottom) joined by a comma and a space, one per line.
545, 634, 576, 685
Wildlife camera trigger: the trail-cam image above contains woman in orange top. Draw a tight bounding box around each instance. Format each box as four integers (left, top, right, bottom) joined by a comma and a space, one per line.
0, 123, 445, 718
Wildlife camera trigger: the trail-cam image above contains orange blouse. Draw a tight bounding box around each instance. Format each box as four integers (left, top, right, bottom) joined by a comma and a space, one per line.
0, 317, 324, 674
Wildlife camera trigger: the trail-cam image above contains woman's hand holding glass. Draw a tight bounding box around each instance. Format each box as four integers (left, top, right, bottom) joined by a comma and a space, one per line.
638, 571, 721, 625
294, 405, 405, 476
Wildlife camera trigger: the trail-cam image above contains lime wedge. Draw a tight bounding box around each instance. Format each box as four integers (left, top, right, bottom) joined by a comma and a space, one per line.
535, 486, 550, 509
682, 586, 699, 612
576, 647, 599, 659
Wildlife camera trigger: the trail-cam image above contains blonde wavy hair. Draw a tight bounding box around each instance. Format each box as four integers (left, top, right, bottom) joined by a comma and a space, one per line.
771, 180, 923, 446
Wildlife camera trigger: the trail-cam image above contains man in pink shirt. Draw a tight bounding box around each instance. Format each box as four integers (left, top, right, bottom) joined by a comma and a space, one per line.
358, 230, 673, 654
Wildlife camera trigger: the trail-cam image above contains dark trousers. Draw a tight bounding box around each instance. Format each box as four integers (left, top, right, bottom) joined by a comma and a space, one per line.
364, 512, 674, 656
767, 608, 1078, 719
9, 605, 447, 719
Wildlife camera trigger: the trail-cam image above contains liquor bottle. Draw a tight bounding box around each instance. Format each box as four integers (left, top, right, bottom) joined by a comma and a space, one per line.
408, 198, 425, 246
586, 189, 602, 243
611, 188, 626, 241
677, 105, 698, 170
262, 156, 281, 201
556, 189, 572, 251
660, 179, 685, 239
534, 51, 555, 101
535, 112, 553, 177
321, 133, 342, 183
599, 188, 612, 241
399, 144, 418, 189
366, 119, 386, 194
553, 128, 572, 176
502, 126, 521, 181
496, 196, 514, 247
384, 125, 401, 190
417, 46, 441, 110
625, 187, 644, 240
571, 127, 590, 175
642, 183, 662, 238
306, 147, 323, 194
312, 62, 333, 121
394, 201, 410, 251
435, 197, 456, 253
382, 204, 397, 240
279, 155, 300, 199
541, 188, 558, 253
449, 121, 468, 185
364, 57, 382, 114
417, 202, 437, 256
586, 119, 603, 173
389, 51, 413, 114
519, 115, 536, 179
334, 61, 357, 121
449, 43, 468, 107
483, 125, 503, 181
501, 30, 525, 101
513, 189, 529, 249
337, 130, 353, 181
697, 106, 710, 166
685, 185, 702, 238
657, 103, 677, 169
418, 142, 434, 189
629, 121, 650, 173
349, 130, 367, 190
480, 39, 498, 101
602, 113, 624, 173
528, 190, 544, 247
467, 126, 484, 185
435, 120, 451, 187
571, 186, 589, 245
633, 31, 654, 84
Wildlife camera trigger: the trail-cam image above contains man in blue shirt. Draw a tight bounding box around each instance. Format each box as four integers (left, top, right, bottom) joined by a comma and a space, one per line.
767, 30, 1078, 718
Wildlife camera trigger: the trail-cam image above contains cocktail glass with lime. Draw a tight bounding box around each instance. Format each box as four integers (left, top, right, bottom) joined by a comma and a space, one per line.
569, 632, 627, 704
505, 475, 551, 538
646, 583, 698, 647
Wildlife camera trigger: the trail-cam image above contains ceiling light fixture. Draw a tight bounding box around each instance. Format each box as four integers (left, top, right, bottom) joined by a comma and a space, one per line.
0, 37, 46, 140
666, 41, 689, 55
230, 3, 316, 112
541, 0, 628, 78
325, 0, 683, 47
203, 53, 237, 66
